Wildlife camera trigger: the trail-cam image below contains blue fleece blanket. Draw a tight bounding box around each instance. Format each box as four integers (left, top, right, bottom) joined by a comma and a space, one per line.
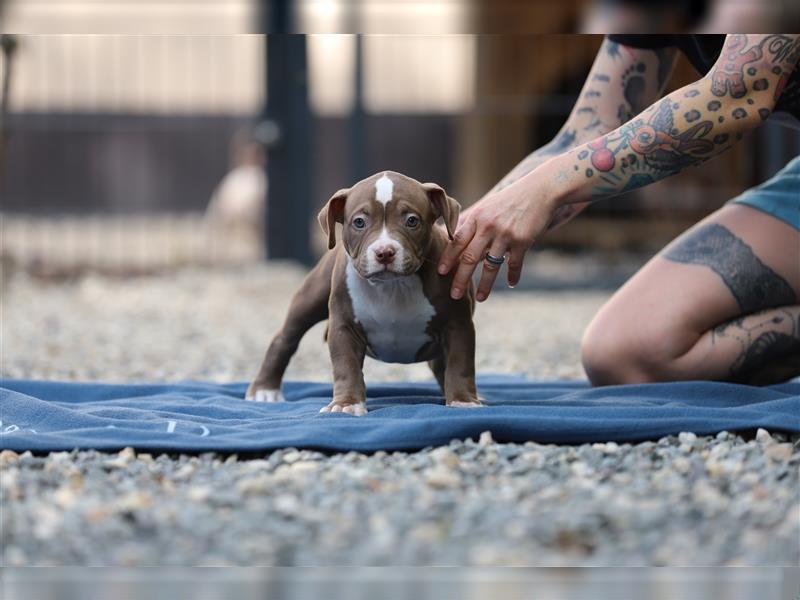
1, 376, 798, 453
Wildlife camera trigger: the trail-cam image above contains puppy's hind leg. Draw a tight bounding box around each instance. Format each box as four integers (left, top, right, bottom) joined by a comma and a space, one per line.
246, 252, 335, 401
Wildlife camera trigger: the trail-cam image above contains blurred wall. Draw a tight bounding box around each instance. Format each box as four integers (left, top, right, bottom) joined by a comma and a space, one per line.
2, 34, 264, 213
2, 0, 259, 34
2, 1, 799, 255
7, 35, 263, 114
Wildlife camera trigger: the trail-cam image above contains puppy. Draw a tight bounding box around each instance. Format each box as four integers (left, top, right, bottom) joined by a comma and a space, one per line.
246, 171, 481, 415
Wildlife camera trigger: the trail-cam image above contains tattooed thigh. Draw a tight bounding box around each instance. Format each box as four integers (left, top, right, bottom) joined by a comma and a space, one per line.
662, 223, 797, 313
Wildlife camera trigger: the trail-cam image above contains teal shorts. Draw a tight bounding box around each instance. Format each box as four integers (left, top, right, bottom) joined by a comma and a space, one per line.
728, 155, 800, 231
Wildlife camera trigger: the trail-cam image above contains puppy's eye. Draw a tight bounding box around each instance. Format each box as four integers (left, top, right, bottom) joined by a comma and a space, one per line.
352, 217, 367, 229
405, 215, 420, 228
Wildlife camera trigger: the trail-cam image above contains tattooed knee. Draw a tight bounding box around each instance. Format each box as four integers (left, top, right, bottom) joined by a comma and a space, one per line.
712, 306, 800, 384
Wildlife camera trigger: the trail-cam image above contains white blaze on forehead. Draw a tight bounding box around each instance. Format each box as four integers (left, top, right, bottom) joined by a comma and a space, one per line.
374, 173, 394, 205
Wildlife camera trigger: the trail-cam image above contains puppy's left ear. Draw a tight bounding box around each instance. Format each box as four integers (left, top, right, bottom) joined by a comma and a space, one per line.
317, 188, 349, 250
422, 183, 461, 240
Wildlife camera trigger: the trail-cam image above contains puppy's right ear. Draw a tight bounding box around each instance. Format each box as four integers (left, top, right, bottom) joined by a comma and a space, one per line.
317, 188, 349, 250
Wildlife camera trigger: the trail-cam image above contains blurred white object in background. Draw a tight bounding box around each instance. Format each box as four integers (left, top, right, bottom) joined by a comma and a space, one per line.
204, 129, 267, 263
207, 164, 266, 226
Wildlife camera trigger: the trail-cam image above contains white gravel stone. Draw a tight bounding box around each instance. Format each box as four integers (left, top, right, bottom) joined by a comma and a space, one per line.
478, 431, 494, 447
430, 447, 459, 468
425, 466, 462, 489
755, 428, 774, 444
0, 450, 20, 467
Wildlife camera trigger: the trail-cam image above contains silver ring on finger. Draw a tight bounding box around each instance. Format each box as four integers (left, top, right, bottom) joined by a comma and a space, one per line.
484, 252, 506, 266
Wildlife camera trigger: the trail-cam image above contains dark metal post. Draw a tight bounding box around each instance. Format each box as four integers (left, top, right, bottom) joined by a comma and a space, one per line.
350, 34, 366, 182
0, 34, 18, 191
262, 0, 314, 265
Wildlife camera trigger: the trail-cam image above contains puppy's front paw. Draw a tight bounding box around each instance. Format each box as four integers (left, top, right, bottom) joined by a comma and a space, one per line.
320, 399, 368, 416
446, 395, 484, 408
246, 387, 285, 403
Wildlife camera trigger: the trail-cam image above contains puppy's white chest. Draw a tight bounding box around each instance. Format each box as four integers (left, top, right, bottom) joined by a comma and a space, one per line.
345, 261, 436, 363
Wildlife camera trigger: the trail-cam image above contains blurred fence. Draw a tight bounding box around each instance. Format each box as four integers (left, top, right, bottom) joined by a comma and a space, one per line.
1, 213, 262, 277
2, 31, 799, 277
2, 113, 251, 213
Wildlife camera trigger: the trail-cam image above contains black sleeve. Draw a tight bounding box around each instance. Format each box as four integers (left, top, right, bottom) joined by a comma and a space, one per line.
607, 34, 725, 77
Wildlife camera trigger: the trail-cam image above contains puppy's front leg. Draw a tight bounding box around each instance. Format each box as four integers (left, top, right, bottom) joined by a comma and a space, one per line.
443, 319, 482, 408
320, 317, 368, 416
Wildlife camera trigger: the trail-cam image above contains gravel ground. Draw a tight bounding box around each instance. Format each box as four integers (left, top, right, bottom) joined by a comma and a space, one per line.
1, 264, 798, 566
2, 263, 600, 382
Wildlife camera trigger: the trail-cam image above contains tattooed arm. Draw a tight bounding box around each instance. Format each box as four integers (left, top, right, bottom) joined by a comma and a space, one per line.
439, 34, 800, 302
490, 38, 678, 197
538, 34, 800, 208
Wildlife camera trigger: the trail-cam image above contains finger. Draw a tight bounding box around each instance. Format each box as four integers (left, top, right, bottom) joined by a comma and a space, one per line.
475, 240, 508, 302
506, 247, 526, 288
438, 217, 477, 275
450, 229, 493, 300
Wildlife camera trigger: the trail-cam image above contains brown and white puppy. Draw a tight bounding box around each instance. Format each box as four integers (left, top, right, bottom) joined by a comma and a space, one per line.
246, 171, 481, 415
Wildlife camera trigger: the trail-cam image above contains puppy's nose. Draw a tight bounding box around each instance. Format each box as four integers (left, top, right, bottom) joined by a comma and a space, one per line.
374, 245, 396, 264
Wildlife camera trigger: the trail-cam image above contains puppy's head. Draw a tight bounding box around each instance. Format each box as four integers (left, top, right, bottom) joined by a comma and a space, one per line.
318, 171, 460, 281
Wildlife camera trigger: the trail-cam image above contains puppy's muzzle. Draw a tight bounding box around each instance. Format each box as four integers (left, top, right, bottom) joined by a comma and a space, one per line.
373, 245, 396, 265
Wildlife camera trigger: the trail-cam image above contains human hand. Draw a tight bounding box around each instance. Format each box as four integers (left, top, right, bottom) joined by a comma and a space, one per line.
437, 175, 559, 302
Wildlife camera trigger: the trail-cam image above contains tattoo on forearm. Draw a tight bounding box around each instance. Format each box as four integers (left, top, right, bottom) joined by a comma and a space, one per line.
546, 35, 797, 219
762, 35, 800, 65
684, 109, 701, 122
711, 35, 763, 98
753, 78, 769, 91
711, 307, 800, 384
494, 128, 579, 192
577, 106, 602, 131
614, 47, 676, 125
710, 34, 800, 100
619, 62, 647, 122
544, 129, 577, 154
547, 202, 589, 230
494, 39, 654, 196
663, 223, 797, 313
582, 97, 715, 195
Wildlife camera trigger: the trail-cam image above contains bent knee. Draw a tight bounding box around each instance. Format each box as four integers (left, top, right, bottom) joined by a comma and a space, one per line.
581, 331, 642, 386
581, 314, 686, 386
